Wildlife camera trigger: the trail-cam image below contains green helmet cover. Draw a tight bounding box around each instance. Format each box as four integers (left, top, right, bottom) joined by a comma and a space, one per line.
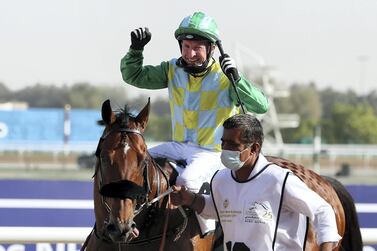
175, 12, 220, 43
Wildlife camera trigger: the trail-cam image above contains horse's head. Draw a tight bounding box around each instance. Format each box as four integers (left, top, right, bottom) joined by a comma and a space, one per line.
94, 99, 150, 243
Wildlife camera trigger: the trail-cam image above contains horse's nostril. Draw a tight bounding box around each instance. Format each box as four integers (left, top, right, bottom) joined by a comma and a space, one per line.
131, 223, 136, 229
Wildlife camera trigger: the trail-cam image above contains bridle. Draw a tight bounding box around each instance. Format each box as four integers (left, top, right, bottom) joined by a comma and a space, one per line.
93, 118, 173, 243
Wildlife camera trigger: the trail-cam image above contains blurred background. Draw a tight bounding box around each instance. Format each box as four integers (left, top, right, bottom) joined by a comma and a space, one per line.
0, 0, 376, 250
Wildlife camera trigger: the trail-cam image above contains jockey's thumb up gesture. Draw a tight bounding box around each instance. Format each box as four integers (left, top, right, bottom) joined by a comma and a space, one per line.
130, 27, 152, 50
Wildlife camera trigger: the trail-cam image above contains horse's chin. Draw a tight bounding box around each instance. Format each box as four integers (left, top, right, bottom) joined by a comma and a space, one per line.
106, 233, 127, 243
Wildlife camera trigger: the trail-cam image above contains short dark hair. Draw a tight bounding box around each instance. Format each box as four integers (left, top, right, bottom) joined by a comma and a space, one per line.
223, 114, 264, 147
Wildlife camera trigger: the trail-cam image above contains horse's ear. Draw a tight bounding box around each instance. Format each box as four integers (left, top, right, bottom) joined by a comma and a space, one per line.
135, 98, 150, 132
101, 99, 116, 125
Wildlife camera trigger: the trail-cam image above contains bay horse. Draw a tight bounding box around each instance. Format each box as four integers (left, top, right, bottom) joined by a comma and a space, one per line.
82, 99, 362, 251
81, 99, 214, 251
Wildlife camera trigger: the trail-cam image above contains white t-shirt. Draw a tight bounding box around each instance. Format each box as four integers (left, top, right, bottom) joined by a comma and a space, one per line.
200, 154, 341, 250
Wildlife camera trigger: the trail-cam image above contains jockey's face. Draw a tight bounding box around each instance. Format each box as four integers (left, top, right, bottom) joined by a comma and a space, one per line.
181, 40, 211, 67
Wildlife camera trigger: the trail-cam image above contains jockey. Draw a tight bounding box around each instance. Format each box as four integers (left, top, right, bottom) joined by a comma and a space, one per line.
120, 11, 269, 235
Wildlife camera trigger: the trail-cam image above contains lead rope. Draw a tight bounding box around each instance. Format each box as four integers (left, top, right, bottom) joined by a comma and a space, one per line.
159, 195, 171, 251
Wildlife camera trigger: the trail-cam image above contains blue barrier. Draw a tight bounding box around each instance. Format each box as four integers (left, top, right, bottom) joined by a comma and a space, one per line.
0, 108, 102, 142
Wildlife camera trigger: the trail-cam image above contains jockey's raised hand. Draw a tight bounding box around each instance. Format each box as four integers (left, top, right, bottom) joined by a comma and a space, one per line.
130, 27, 152, 50
219, 54, 240, 82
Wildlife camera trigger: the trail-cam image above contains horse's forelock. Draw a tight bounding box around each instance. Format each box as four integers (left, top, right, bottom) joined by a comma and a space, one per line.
116, 106, 132, 128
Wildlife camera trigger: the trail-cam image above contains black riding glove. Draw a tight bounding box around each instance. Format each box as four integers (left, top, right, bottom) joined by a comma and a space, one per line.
130, 27, 152, 50
219, 54, 240, 82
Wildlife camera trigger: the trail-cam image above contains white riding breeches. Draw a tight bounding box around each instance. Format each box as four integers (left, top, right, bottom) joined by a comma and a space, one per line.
149, 141, 223, 235
149, 141, 224, 193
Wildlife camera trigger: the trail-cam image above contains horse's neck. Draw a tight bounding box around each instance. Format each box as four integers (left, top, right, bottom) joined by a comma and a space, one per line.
146, 156, 170, 202
150, 156, 179, 187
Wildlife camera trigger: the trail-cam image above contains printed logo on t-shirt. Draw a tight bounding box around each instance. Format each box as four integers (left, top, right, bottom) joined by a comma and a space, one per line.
223, 198, 229, 209
244, 201, 272, 224
219, 199, 242, 223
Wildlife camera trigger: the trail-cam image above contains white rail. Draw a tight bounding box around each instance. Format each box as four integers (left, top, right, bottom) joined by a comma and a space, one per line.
362, 228, 377, 245
0, 227, 375, 245
0, 227, 92, 243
